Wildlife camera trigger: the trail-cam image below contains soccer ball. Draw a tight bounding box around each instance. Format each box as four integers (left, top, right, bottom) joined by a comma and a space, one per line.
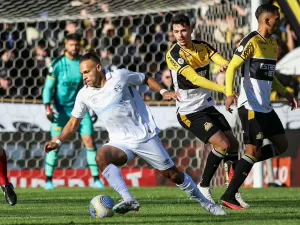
89, 195, 115, 219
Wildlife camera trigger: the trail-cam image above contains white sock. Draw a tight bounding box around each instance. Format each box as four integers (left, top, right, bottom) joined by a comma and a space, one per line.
102, 164, 134, 201
176, 173, 211, 206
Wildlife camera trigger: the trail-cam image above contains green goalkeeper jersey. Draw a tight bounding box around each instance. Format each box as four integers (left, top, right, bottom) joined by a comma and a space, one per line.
42, 55, 83, 112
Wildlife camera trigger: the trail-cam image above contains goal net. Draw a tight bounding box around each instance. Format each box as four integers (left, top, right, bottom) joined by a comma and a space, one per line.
0, 0, 250, 188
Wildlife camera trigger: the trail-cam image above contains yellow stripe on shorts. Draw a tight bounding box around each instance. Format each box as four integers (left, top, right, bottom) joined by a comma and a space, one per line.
180, 115, 191, 128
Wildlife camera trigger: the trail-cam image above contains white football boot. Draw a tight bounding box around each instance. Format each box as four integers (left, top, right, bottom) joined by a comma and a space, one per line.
197, 184, 215, 204
198, 198, 227, 216
113, 199, 140, 214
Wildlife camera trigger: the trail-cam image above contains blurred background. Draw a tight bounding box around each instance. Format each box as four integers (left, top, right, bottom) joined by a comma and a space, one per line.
0, 0, 300, 189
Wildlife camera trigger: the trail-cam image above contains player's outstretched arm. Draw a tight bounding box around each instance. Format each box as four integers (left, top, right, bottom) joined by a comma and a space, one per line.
272, 76, 298, 110
44, 116, 82, 153
210, 53, 229, 72
145, 76, 179, 100
180, 66, 226, 93
225, 55, 244, 112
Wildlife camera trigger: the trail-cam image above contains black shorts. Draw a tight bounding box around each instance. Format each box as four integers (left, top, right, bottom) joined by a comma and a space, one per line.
177, 106, 231, 143
238, 106, 285, 147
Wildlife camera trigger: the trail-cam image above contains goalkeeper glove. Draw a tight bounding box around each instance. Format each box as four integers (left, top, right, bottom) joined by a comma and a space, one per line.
45, 105, 56, 122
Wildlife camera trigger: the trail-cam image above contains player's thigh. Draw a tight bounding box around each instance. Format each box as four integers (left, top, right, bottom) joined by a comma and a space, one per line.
79, 113, 94, 136
50, 113, 69, 138
238, 106, 263, 149
177, 109, 219, 144
132, 135, 174, 171
101, 142, 136, 165
259, 110, 285, 139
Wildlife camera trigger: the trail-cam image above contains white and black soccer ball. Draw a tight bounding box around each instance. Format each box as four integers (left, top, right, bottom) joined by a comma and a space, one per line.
89, 195, 115, 219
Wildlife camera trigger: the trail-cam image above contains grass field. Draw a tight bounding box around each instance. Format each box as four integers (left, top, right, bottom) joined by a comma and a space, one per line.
0, 187, 300, 225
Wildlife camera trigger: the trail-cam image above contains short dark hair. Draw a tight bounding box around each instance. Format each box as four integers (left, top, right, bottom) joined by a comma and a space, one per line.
65, 33, 81, 42
255, 4, 279, 21
80, 51, 101, 64
171, 14, 190, 28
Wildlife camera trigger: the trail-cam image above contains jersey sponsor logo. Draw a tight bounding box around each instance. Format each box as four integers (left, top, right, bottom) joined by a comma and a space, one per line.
256, 132, 264, 140
237, 45, 244, 52
167, 55, 180, 69
242, 42, 254, 59
177, 58, 184, 65
114, 84, 122, 92
204, 122, 213, 131
260, 63, 275, 77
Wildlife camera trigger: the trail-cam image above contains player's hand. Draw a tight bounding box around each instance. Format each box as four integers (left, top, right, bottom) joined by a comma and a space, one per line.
225, 95, 237, 113
44, 142, 59, 153
162, 91, 180, 101
285, 92, 298, 110
90, 111, 98, 124
45, 105, 56, 122
219, 65, 228, 73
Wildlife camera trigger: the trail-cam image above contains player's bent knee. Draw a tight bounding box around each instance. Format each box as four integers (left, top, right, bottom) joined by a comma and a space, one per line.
96, 150, 109, 171
82, 136, 95, 148
215, 138, 230, 153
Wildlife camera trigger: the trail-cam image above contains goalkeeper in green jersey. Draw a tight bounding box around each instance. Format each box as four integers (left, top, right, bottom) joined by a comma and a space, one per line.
42, 33, 104, 190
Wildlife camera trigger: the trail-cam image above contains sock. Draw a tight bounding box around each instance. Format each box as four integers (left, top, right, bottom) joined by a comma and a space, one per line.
102, 164, 134, 201
224, 152, 239, 163
45, 150, 58, 178
86, 148, 99, 177
224, 154, 256, 198
0, 150, 9, 186
177, 173, 211, 206
200, 148, 226, 187
258, 144, 279, 162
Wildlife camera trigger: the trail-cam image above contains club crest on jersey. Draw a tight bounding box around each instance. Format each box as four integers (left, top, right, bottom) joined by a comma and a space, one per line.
204, 122, 213, 131
256, 132, 264, 140
114, 84, 122, 92
237, 45, 244, 52
177, 58, 184, 65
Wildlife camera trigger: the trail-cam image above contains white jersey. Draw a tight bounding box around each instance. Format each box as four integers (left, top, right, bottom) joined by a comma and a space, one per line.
72, 69, 160, 143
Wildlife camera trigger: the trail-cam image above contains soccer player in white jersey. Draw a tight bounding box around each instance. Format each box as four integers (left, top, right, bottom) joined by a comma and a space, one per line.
222, 4, 298, 210
44, 52, 226, 216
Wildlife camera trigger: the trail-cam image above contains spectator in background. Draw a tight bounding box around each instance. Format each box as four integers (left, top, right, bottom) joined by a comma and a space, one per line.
0, 70, 17, 97
154, 69, 174, 101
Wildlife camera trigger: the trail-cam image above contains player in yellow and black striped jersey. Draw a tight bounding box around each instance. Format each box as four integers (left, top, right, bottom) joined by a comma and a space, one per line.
221, 4, 298, 210
166, 14, 247, 206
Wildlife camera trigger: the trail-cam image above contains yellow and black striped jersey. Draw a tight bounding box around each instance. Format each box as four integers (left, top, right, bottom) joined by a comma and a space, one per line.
233, 31, 278, 113
166, 40, 228, 115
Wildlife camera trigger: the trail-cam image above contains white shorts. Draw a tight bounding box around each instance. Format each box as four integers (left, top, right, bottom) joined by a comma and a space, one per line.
103, 135, 174, 171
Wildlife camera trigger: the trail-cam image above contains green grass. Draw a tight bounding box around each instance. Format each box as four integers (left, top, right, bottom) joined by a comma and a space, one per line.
0, 187, 300, 225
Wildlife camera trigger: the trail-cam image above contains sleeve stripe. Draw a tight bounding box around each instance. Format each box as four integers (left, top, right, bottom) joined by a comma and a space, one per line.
209, 51, 217, 59
178, 65, 189, 74
238, 31, 258, 47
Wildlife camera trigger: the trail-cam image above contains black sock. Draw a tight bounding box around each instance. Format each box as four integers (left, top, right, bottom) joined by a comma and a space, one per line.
200, 148, 225, 187
258, 144, 279, 162
224, 152, 239, 163
223, 154, 256, 198
46, 176, 52, 182
93, 176, 99, 182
